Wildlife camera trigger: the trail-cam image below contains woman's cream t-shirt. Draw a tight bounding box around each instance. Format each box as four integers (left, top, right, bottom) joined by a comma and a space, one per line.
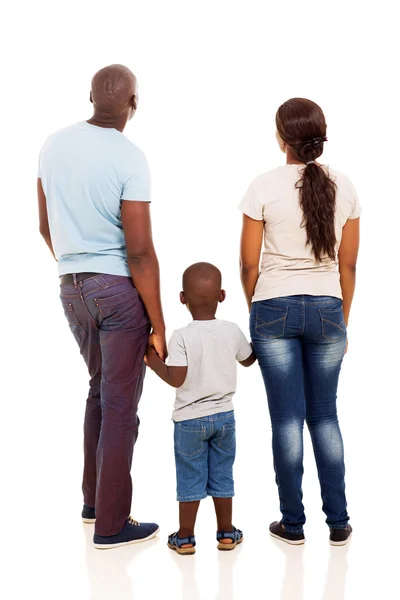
239, 165, 361, 302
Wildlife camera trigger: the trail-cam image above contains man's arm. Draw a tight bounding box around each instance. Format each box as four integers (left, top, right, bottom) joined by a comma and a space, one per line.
338, 218, 360, 327
121, 201, 167, 360
145, 347, 187, 388
240, 214, 264, 311
37, 179, 56, 260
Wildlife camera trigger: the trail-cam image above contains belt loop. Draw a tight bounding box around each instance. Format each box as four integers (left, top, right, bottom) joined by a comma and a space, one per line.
73, 273, 77, 289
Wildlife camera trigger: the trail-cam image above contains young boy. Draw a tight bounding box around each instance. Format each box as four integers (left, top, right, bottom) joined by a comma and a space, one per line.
145, 262, 256, 555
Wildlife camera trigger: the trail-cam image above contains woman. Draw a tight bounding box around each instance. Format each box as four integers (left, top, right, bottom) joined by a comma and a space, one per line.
239, 98, 360, 546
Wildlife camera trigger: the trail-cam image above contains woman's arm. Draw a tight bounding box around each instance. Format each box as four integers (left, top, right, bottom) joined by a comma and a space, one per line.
240, 214, 264, 311
338, 218, 360, 326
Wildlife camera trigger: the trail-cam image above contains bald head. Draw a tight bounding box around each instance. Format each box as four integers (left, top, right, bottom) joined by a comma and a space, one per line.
90, 64, 137, 117
182, 263, 224, 315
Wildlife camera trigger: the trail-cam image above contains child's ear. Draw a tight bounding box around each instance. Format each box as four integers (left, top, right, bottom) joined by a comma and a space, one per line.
180, 291, 186, 305
219, 290, 226, 303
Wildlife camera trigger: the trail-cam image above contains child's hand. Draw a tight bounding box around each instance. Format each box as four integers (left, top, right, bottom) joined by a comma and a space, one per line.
144, 346, 162, 370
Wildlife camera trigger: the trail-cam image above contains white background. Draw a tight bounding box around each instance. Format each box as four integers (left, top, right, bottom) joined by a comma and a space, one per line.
2, 1, 399, 599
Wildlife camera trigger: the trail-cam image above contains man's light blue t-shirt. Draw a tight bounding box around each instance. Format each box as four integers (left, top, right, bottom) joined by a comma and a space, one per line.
38, 121, 151, 276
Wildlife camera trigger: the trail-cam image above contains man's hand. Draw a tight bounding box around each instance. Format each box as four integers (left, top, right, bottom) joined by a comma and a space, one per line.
148, 331, 167, 362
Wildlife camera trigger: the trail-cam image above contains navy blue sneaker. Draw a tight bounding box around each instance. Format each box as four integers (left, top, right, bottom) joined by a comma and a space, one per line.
93, 517, 159, 549
82, 505, 96, 524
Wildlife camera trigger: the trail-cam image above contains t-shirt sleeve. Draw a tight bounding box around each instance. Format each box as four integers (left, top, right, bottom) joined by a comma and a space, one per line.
238, 181, 264, 221
235, 326, 253, 362
121, 150, 151, 201
37, 150, 42, 179
347, 178, 361, 219
167, 332, 188, 367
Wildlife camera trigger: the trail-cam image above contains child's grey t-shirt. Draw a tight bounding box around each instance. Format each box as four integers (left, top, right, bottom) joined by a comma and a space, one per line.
168, 319, 252, 422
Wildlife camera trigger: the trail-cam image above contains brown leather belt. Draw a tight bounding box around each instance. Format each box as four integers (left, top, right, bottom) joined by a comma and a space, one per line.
60, 272, 98, 285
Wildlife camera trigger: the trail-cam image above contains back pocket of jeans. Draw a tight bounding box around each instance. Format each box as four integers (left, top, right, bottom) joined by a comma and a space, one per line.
217, 422, 236, 452
255, 303, 287, 339
94, 287, 148, 331
60, 299, 85, 338
175, 423, 206, 458
319, 305, 346, 341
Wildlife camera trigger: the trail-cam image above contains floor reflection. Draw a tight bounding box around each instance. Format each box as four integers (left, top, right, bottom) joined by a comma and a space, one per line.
168, 547, 201, 600
83, 524, 159, 600
169, 541, 242, 600
272, 539, 305, 600
322, 545, 349, 600
82, 522, 350, 600
215, 545, 241, 600
273, 538, 350, 600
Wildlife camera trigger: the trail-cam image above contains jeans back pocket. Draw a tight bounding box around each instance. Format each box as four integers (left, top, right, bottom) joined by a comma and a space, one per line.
319, 305, 346, 341
217, 422, 236, 453
60, 299, 86, 339
175, 422, 206, 458
255, 302, 288, 340
94, 286, 148, 332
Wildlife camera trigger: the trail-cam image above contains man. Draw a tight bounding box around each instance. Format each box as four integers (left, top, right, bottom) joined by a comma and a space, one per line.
38, 64, 166, 549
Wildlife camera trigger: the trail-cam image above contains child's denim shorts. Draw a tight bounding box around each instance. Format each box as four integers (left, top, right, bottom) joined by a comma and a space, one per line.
173, 410, 236, 502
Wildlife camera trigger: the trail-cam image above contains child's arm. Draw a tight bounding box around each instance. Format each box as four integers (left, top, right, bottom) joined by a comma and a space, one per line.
239, 344, 257, 368
145, 346, 188, 388
236, 326, 257, 367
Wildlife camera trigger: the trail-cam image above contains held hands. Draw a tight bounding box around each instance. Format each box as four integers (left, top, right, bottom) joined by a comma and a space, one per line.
148, 331, 168, 362
144, 329, 167, 370
144, 345, 161, 369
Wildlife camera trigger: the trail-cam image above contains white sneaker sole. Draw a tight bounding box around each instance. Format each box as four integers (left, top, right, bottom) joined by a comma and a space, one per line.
82, 518, 96, 524
330, 533, 352, 546
94, 527, 160, 550
270, 532, 305, 545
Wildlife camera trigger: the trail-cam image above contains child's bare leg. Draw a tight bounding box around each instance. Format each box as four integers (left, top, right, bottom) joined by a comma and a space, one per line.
213, 497, 233, 544
178, 500, 200, 547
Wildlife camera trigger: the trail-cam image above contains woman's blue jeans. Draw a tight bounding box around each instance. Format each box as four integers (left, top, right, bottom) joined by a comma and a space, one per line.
250, 295, 349, 534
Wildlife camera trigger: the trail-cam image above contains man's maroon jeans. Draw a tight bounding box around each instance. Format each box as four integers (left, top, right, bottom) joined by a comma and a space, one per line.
60, 273, 150, 536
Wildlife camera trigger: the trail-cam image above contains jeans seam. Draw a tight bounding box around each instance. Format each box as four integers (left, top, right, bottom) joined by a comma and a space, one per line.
177, 493, 208, 502
284, 527, 304, 534
79, 286, 99, 328
267, 297, 341, 305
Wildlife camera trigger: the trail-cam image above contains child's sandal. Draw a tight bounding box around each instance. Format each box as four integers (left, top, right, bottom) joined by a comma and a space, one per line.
168, 532, 196, 555
216, 526, 244, 551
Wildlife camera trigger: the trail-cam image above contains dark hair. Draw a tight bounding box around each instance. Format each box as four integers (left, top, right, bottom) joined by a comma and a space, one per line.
276, 98, 337, 262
